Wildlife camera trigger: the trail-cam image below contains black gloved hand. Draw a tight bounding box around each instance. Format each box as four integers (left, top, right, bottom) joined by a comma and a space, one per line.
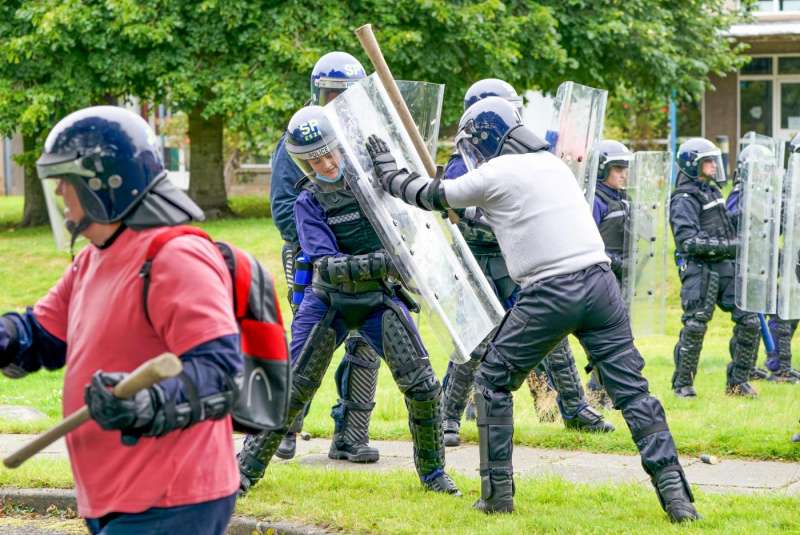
365, 135, 399, 188
85, 371, 161, 446
0, 317, 17, 369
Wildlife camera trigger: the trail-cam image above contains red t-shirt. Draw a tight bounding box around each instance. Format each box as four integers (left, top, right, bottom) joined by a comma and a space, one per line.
34, 227, 240, 518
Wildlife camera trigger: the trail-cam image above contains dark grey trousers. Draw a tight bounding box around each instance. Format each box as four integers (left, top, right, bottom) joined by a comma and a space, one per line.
474, 263, 681, 485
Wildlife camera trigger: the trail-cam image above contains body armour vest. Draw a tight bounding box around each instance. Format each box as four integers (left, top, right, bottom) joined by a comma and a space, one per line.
671, 174, 736, 240
303, 178, 384, 255
595, 187, 629, 253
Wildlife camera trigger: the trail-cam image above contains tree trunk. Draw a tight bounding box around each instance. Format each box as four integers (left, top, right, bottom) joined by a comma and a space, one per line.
21, 133, 49, 227
188, 106, 230, 217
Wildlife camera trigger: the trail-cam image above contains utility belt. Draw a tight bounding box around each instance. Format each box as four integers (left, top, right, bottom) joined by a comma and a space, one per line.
311, 274, 420, 330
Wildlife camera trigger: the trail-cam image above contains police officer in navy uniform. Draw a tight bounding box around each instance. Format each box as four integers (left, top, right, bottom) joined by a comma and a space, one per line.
588, 140, 634, 406
670, 138, 759, 398
441, 79, 614, 448
268, 51, 381, 463
367, 97, 698, 522
238, 106, 460, 496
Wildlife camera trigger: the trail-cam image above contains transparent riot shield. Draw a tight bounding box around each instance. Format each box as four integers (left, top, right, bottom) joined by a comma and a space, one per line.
396, 80, 444, 160
550, 82, 608, 205
324, 74, 505, 363
741, 131, 786, 172
735, 140, 782, 313
622, 152, 672, 335
778, 152, 800, 319
521, 90, 556, 142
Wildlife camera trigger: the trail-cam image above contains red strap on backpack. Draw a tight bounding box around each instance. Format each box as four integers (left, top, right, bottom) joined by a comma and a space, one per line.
139, 226, 214, 325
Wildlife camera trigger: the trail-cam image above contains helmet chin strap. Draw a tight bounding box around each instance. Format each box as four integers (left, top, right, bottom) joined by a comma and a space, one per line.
65, 216, 92, 260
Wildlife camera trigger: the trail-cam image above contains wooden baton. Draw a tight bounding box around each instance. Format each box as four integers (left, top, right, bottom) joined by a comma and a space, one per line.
355, 23, 460, 224
2, 352, 182, 469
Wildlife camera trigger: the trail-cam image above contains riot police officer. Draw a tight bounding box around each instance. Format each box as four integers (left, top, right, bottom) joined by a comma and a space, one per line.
441, 79, 614, 448
238, 106, 460, 496
268, 51, 381, 462
670, 138, 759, 398
588, 140, 634, 406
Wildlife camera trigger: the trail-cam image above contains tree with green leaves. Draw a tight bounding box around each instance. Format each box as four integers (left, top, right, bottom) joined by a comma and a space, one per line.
0, 0, 751, 224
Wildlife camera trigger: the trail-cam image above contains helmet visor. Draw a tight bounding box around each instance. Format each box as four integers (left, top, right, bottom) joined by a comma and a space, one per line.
315, 78, 361, 105
455, 125, 486, 172
696, 149, 727, 183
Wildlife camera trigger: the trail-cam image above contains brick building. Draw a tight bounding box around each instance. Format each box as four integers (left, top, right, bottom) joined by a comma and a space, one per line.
704, 3, 800, 166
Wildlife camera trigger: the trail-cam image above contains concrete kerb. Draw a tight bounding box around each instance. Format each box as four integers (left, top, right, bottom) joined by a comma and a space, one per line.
0, 488, 331, 535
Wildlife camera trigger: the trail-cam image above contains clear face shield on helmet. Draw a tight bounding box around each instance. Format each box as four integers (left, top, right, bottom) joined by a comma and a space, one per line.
454, 122, 487, 172
36, 154, 97, 250
695, 149, 727, 184
315, 78, 361, 106
602, 153, 632, 188
288, 143, 345, 189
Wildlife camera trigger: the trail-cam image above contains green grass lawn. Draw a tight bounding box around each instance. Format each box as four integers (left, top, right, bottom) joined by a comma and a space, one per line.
1, 458, 798, 534
1, 196, 799, 461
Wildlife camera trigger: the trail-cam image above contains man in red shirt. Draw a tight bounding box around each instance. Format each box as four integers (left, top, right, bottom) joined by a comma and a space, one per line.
0, 106, 241, 534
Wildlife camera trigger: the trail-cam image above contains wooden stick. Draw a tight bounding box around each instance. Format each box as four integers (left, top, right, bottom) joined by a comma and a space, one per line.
354, 23, 460, 224
3, 353, 182, 469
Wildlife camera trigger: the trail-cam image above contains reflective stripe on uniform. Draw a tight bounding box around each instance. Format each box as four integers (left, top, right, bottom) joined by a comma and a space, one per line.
702, 198, 725, 211
327, 212, 361, 225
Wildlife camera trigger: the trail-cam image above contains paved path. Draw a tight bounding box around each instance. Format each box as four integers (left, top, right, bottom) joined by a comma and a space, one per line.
2, 433, 798, 496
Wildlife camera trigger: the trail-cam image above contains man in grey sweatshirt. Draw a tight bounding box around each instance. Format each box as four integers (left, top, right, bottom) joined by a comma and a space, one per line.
364, 96, 699, 523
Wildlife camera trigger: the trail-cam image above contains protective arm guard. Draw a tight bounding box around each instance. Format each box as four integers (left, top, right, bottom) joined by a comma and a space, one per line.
315, 251, 398, 285
680, 233, 737, 260
382, 170, 449, 212
90, 334, 241, 445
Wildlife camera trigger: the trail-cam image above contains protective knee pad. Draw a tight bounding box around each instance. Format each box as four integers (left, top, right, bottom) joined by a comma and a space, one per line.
442, 353, 481, 422
473, 384, 515, 497
621, 393, 680, 477
333, 340, 380, 445
542, 338, 586, 418
405, 386, 445, 477
773, 319, 798, 368
291, 321, 337, 414
238, 429, 285, 486
672, 318, 707, 388
729, 314, 760, 384
381, 309, 439, 396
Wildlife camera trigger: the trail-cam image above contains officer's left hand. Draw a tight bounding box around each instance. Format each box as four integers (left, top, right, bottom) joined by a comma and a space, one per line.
85, 371, 158, 446
365, 135, 398, 187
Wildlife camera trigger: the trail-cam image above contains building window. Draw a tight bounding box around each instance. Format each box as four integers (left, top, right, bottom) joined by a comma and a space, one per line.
781, 83, 800, 129
779, 57, 800, 75
740, 80, 773, 136
755, 0, 800, 11
742, 57, 773, 75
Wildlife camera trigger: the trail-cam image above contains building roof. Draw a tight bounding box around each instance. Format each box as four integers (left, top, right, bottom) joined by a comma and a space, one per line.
726, 13, 800, 39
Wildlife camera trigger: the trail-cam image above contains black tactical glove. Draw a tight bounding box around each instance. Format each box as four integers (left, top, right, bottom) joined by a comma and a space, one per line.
366, 135, 403, 189
0, 316, 17, 369
85, 371, 164, 446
